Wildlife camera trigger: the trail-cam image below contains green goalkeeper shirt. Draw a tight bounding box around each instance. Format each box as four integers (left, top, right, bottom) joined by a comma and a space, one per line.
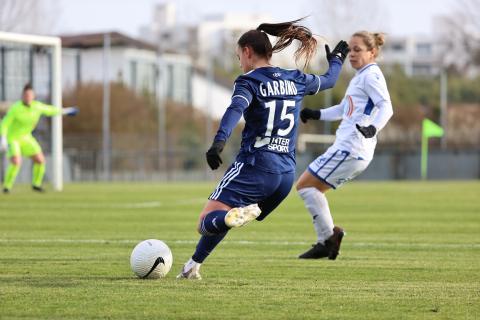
0, 100, 60, 140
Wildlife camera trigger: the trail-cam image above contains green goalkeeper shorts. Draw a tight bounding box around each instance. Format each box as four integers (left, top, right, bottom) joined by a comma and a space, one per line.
7, 135, 42, 157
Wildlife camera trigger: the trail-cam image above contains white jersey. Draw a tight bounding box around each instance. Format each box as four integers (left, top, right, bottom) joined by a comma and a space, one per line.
324, 63, 391, 160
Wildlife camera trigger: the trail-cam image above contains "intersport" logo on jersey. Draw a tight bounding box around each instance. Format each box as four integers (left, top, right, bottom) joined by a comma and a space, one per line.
267, 137, 290, 153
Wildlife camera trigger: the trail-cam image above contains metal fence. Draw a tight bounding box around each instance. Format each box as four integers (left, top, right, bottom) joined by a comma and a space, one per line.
2, 147, 479, 185
297, 149, 480, 181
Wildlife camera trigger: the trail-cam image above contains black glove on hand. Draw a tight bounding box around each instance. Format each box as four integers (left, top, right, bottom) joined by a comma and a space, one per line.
300, 108, 321, 123
325, 40, 350, 63
206, 140, 226, 170
356, 124, 377, 138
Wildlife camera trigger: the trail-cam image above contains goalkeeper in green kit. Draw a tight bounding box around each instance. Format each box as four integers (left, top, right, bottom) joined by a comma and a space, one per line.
0, 84, 78, 193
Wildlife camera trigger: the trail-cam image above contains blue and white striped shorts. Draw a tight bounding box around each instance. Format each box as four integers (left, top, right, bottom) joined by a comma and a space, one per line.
308, 149, 370, 189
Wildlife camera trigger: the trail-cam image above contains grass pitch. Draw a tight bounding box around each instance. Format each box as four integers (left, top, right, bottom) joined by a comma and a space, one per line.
0, 181, 479, 319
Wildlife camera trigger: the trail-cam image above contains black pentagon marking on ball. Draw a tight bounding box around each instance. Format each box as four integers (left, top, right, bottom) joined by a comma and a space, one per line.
142, 257, 165, 279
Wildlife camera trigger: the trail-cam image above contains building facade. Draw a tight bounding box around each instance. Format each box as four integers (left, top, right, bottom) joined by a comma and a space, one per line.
61, 31, 192, 105
381, 36, 442, 76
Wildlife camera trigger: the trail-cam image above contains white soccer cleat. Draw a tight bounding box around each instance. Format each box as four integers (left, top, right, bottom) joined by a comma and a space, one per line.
176, 260, 202, 280
224, 204, 261, 228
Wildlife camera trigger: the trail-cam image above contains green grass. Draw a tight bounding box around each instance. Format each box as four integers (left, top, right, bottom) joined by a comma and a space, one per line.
0, 181, 479, 319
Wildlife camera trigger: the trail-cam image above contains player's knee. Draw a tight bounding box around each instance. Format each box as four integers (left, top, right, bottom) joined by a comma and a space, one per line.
296, 173, 310, 190
32, 154, 45, 164
196, 213, 206, 234
296, 179, 310, 192
11, 157, 21, 166
196, 215, 209, 235
197, 216, 215, 236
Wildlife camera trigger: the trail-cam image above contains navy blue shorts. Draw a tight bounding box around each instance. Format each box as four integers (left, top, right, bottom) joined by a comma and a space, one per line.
208, 161, 295, 221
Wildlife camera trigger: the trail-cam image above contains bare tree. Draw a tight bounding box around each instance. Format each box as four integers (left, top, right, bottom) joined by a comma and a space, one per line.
0, 0, 58, 34
436, 0, 480, 73
303, 0, 390, 42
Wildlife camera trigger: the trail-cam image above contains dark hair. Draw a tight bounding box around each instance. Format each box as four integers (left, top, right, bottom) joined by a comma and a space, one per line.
237, 17, 318, 69
23, 83, 33, 92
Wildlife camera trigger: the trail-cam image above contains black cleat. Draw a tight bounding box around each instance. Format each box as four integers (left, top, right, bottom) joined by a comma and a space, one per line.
3, 188, 10, 194
32, 185, 46, 193
298, 242, 330, 259
325, 226, 345, 260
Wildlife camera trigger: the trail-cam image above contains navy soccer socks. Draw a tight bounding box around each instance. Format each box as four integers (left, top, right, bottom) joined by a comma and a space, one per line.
191, 210, 230, 264
199, 210, 230, 235
192, 232, 227, 263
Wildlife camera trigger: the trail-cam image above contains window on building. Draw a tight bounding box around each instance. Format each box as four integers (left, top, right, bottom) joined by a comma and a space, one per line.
416, 43, 432, 56
391, 42, 405, 51
130, 60, 137, 89
412, 63, 431, 76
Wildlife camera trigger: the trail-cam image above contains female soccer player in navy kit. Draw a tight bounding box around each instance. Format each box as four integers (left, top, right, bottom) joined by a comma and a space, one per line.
177, 18, 350, 279
297, 31, 393, 260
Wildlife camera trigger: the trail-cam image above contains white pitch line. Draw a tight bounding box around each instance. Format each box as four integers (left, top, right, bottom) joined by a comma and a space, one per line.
0, 198, 206, 210
0, 239, 478, 249
117, 201, 162, 208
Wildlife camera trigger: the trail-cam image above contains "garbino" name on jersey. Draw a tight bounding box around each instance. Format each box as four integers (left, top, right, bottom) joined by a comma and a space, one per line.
259, 80, 297, 97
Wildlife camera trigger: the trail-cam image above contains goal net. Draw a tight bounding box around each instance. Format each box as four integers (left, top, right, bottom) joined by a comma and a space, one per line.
0, 31, 63, 190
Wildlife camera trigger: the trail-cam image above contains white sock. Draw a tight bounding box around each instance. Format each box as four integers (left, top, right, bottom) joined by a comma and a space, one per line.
298, 187, 334, 244
184, 258, 201, 271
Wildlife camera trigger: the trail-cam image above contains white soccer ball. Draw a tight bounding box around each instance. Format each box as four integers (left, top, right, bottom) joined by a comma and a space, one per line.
130, 239, 173, 279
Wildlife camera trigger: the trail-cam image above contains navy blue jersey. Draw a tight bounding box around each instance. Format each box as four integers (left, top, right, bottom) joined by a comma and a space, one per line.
214, 60, 342, 174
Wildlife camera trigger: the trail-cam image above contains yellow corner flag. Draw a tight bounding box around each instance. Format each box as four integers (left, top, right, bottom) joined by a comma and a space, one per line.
421, 118, 444, 180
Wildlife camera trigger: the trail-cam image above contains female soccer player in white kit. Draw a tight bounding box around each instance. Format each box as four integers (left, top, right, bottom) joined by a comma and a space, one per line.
297, 31, 393, 259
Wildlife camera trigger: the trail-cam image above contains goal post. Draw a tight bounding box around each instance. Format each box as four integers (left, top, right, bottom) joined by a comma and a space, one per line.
297, 133, 336, 153
0, 31, 63, 191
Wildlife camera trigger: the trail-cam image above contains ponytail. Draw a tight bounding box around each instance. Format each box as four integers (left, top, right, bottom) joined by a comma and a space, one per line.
238, 17, 318, 69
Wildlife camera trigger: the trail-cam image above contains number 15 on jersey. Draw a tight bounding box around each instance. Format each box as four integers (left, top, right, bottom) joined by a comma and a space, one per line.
254, 100, 296, 153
